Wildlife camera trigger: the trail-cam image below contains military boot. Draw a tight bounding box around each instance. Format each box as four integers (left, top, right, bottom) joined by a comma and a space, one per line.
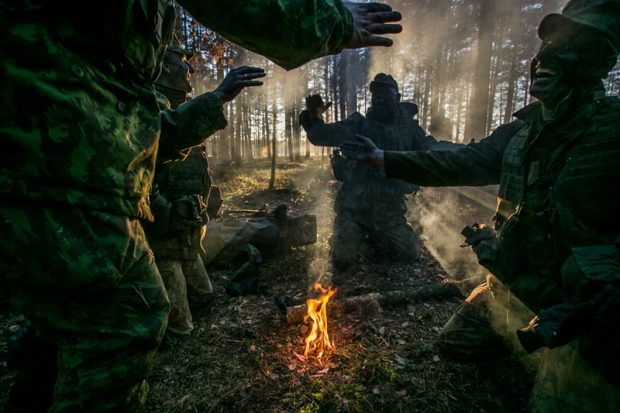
437, 277, 510, 361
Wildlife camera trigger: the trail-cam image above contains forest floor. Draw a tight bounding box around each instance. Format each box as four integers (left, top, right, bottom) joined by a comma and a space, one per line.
1, 159, 536, 413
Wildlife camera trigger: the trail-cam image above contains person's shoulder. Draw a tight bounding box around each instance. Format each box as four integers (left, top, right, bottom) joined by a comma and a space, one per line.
595, 95, 620, 114
156, 90, 172, 111
348, 111, 366, 123
399, 102, 419, 118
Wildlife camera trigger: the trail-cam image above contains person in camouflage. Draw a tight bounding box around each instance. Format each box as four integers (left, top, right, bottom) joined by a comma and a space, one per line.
341, 0, 620, 411
299, 73, 455, 270
0, 1, 402, 411
148, 42, 265, 336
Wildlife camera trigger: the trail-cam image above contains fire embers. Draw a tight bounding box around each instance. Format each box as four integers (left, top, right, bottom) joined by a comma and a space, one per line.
304, 283, 338, 360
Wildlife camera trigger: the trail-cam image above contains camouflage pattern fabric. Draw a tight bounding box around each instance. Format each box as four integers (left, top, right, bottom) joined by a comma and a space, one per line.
530, 342, 620, 412
330, 192, 419, 268
0, 202, 169, 412
383, 87, 620, 407
0, 1, 355, 410
157, 253, 213, 336
0, 22, 163, 221
157, 262, 192, 337
1, 0, 354, 222
158, 93, 228, 164
146, 147, 214, 337
437, 275, 533, 360
300, 102, 435, 267
179, 0, 353, 70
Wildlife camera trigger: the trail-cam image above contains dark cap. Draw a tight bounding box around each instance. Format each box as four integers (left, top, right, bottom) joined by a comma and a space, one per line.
538, 0, 620, 52
369, 73, 398, 93
167, 35, 195, 58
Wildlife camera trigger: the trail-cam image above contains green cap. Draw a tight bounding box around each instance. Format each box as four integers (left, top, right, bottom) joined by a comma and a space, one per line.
167, 35, 195, 58
538, 0, 620, 52
369, 73, 398, 92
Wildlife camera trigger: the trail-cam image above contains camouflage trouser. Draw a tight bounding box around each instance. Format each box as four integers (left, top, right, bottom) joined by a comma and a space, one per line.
330, 208, 419, 269
0, 203, 169, 413
436, 275, 517, 360
157, 253, 213, 336
439, 276, 620, 411
530, 342, 620, 412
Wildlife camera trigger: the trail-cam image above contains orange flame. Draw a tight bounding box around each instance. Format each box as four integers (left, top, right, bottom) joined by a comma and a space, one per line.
304, 283, 337, 359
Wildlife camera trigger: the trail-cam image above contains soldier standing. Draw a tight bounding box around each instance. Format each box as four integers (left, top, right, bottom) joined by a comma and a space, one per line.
149, 41, 265, 336
341, 0, 620, 410
300, 74, 454, 270
0, 1, 402, 411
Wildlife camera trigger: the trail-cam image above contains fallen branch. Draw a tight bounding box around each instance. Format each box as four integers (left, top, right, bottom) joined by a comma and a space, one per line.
286, 283, 463, 324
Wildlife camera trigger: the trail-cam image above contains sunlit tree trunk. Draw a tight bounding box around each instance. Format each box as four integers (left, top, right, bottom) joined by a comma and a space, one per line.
232, 101, 242, 163
503, 55, 518, 124
243, 95, 253, 160
486, 52, 499, 134
264, 107, 271, 159
293, 103, 302, 161
285, 108, 292, 161
269, 105, 277, 189
464, 1, 495, 141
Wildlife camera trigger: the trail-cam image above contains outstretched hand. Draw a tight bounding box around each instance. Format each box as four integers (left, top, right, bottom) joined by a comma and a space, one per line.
339, 134, 384, 165
213, 66, 266, 104
344, 2, 402, 48
305, 94, 332, 119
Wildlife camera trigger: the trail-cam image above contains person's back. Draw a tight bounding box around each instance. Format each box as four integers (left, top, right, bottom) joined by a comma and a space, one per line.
0, 2, 403, 411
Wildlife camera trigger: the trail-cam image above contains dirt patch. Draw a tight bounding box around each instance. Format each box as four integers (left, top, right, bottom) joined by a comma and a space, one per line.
0, 159, 533, 412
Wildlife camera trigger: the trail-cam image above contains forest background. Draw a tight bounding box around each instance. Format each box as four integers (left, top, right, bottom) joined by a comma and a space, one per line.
177, 0, 620, 166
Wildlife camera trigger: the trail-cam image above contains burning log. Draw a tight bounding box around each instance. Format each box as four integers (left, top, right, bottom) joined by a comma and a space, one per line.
285, 283, 462, 325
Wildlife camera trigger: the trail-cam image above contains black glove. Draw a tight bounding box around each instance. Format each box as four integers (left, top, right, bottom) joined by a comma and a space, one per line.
305, 94, 332, 119
516, 303, 583, 353
517, 283, 619, 353
339, 134, 384, 165
213, 66, 265, 104
460, 223, 495, 247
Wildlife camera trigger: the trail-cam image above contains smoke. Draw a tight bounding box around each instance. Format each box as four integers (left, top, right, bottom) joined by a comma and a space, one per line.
408, 186, 495, 285
290, 162, 338, 289
408, 185, 537, 356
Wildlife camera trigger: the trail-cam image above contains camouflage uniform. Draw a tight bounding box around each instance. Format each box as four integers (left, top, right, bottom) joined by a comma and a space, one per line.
300, 84, 442, 268
147, 146, 215, 335
382, 46, 620, 413
0, 1, 355, 411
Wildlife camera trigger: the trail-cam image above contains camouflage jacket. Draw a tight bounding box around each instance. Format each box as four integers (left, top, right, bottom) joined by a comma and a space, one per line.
0, 0, 353, 220
383, 87, 620, 313
300, 102, 440, 212
146, 146, 212, 260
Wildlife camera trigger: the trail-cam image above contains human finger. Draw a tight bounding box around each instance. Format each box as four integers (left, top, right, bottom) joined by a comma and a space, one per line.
368, 23, 402, 35
241, 80, 264, 87
368, 10, 402, 23
354, 2, 393, 13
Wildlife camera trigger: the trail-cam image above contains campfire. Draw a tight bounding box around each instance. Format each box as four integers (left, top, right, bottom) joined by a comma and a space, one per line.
303, 282, 337, 360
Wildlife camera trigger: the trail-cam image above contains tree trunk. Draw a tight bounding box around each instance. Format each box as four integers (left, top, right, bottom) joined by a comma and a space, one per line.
284, 284, 463, 324
269, 106, 277, 189
285, 108, 293, 161
464, 1, 495, 141
503, 55, 518, 124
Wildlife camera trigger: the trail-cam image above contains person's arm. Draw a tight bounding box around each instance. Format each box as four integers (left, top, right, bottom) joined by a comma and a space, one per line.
517, 243, 620, 354
178, 0, 402, 70
384, 120, 523, 186
159, 66, 266, 162
158, 92, 227, 162
300, 109, 363, 147
340, 120, 522, 186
